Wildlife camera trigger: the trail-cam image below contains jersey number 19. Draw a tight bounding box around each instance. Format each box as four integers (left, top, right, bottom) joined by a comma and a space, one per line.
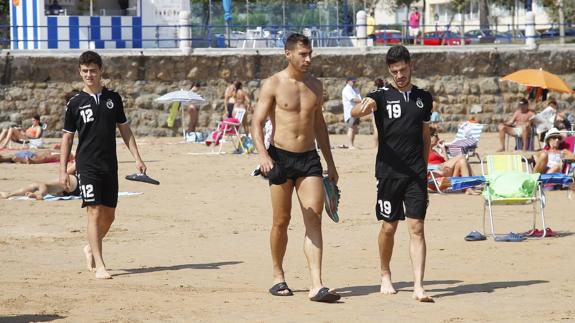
386, 104, 401, 119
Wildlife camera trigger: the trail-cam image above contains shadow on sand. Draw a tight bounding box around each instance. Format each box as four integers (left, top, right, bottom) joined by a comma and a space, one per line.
429, 279, 548, 298
336, 279, 548, 299
0, 314, 65, 322
335, 280, 462, 297
114, 261, 243, 277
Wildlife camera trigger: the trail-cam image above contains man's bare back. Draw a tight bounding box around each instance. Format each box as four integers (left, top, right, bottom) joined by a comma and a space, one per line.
265, 71, 322, 153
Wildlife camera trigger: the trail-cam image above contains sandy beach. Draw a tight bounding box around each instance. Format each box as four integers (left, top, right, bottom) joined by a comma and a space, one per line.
1, 132, 574, 323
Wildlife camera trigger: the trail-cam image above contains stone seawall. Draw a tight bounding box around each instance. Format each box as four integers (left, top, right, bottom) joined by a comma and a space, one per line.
1, 47, 574, 137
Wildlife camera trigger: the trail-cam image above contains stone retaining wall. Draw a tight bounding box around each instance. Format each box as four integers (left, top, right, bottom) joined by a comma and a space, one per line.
0, 48, 573, 137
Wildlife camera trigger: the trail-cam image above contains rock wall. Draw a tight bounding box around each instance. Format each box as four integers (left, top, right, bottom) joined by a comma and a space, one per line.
0, 48, 574, 137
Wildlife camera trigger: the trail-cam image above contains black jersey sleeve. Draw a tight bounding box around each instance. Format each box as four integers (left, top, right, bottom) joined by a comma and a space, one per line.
63, 100, 78, 133
115, 94, 128, 124
367, 89, 384, 129
422, 92, 433, 123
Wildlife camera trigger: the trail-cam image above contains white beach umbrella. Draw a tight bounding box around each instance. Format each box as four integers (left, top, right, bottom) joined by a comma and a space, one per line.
155, 90, 207, 140
155, 90, 206, 105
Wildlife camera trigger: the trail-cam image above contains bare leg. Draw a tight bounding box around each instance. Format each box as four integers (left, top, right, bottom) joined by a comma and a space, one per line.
533, 152, 548, 173
269, 181, 294, 294
497, 124, 515, 152
0, 183, 41, 199
522, 125, 530, 151
379, 220, 398, 294
187, 106, 198, 133
347, 127, 356, 149
407, 218, 433, 302
86, 205, 116, 279
295, 176, 336, 299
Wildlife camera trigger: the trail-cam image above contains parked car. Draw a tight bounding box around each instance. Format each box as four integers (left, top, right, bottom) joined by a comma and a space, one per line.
419, 31, 471, 45
541, 28, 575, 38
464, 29, 496, 43
494, 29, 541, 43
374, 29, 403, 44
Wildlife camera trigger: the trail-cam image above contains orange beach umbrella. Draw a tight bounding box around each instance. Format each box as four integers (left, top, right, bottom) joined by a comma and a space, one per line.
501, 68, 573, 94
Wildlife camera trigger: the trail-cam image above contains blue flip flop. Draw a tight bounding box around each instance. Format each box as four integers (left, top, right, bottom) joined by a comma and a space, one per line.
322, 177, 340, 223
495, 232, 526, 242
464, 230, 486, 241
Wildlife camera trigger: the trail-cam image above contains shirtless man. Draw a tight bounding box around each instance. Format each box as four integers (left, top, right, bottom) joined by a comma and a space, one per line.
251, 33, 340, 303
0, 164, 79, 200
497, 98, 535, 151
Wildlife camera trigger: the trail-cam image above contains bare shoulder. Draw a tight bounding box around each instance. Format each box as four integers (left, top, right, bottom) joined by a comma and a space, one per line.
306, 75, 323, 94
261, 74, 281, 92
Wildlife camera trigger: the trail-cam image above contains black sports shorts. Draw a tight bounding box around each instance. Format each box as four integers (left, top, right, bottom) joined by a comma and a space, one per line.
77, 171, 119, 208
375, 176, 428, 222
266, 145, 323, 185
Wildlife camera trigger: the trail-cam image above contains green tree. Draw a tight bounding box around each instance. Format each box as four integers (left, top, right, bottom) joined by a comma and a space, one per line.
1, 0, 8, 48
542, 0, 575, 24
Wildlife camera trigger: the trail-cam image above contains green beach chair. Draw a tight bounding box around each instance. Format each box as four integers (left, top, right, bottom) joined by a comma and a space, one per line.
480, 154, 547, 239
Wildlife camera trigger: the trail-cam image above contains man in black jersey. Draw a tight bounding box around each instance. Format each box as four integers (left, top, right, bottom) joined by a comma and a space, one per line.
351, 45, 433, 302
59, 51, 147, 279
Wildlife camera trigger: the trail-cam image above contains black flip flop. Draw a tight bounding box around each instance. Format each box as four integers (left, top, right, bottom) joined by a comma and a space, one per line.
269, 282, 294, 296
125, 173, 160, 185
310, 287, 340, 303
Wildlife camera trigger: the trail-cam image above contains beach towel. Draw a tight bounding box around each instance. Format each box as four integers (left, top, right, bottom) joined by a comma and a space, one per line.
484, 172, 540, 199
167, 102, 181, 128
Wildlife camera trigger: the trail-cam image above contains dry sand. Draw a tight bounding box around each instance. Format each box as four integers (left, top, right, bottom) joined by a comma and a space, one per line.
0, 133, 574, 323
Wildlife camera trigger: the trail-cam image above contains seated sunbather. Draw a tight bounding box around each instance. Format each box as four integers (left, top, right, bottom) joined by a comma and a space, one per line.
532, 128, 575, 174
429, 128, 480, 195
0, 114, 43, 148
0, 164, 79, 200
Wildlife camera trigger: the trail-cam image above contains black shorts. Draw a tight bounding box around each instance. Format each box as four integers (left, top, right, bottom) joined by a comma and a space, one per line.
77, 171, 119, 208
375, 177, 428, 222
267, 145, 323, 185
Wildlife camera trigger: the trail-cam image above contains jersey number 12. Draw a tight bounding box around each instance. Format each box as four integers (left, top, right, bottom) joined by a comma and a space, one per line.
386, 104, 401, 119
80, 109, 94, 123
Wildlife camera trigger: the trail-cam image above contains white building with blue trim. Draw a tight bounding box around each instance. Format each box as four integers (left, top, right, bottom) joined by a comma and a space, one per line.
9, 0, 190, 50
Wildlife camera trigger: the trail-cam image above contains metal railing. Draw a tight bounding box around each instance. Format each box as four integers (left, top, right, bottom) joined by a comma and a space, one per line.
1, 22, 574, 50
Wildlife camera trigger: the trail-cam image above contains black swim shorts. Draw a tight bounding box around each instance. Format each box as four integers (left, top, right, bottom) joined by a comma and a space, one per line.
266, 145, 323, 185
77, 171, 119, 208
375, 176, 428, 222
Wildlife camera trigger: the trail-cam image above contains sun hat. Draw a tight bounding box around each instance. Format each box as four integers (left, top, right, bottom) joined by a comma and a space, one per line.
544, 127, 564, 144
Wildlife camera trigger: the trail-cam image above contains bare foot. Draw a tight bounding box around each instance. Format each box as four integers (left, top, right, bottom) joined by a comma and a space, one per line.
465, 188, 481, 195
380, 275, 397, 294
83, 245, 95, 272
413, 287, 434, 303
0, 192, 8, 199
495, 148, 505, 152
95, 268, 112, 279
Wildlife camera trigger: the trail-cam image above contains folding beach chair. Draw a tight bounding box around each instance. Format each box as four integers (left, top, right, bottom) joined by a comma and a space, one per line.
446, 122, 484, 162
507, 125, 539, 151
480, 154, 546, 239
427, 165, 450, 194
205, 108, 247, 154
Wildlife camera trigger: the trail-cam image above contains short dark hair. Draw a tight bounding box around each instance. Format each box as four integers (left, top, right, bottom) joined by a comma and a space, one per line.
386, 45, 411, 66
519, 98, 528, 105
374, 78, 385, 88
285, 33, 311, 51
32, 113, 40, 121
192, 81, 201, 88
79, 50, 102, 69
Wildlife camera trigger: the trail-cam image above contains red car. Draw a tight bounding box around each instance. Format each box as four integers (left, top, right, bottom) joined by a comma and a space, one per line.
419, 31, 471, 45
374, 30, 403, 44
